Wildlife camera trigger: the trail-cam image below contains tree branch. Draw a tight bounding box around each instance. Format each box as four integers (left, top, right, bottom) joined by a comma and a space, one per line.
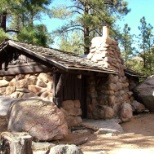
65, 27, 84, 33
67, 5, 84, 11
71, 10, 83, 15
55, 24, 84, 34
6, 29, 19, 33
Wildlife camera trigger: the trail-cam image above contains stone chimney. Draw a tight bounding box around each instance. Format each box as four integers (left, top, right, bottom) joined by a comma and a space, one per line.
87, 26, 122, 71
86, 26, 133, 121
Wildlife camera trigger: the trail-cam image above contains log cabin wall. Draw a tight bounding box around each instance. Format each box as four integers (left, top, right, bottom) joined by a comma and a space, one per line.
86, 26, 134, 119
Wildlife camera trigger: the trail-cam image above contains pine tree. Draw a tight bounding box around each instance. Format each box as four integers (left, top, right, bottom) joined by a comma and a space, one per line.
120, 24, 134, 62
59, 31, 84, 54
17, 24, 53, 47
138, 16, 154, 75
0, 0, 53, 46
51, 0, 130, 54
0, 28, 9, 42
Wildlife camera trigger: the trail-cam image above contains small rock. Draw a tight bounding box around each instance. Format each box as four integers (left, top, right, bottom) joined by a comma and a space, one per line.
16, 79, 27, 88
62, 100, 74, 110
3, 76, 14, 81
99, 105, 114, 119
36, 79, 47, 88
120, 102, 133, 122
0, 87, 6, 95
48, 144, 83, 154
27, 77, 37, 85
40, 91, 51, 99
38, 73, 52, 83
32, 141, 55, 151
132, 100, 146, 113
9, 78, 16, 86
16, 74, 25, 80
0, 80, 9, 87
10, 91, 24, 98
28, 85, 45, 94
6, 86, 16, 95
16, 88, 30, 93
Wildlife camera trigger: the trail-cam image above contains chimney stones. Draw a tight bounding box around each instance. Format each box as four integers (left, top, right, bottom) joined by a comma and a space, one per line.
86, 26, 133, 121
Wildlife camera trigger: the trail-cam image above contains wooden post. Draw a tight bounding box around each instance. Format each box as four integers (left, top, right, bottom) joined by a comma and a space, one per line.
0, 132, 32, 154
53, 73, 68, 107
55, 74, 68, 96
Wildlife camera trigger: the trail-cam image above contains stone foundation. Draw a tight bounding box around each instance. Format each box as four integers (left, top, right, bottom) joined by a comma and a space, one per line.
0, 72, 83, 127
61, 100, 82, 128
0, 72, 53, 101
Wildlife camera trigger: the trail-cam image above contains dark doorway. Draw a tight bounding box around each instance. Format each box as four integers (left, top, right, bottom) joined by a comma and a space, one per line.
63, 74, 87, 118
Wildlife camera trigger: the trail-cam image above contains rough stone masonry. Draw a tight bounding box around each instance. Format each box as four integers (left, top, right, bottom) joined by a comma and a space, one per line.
86, 26, 133, 121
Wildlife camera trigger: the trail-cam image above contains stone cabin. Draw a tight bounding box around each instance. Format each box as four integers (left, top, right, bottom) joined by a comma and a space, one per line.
0, 27, 141, 124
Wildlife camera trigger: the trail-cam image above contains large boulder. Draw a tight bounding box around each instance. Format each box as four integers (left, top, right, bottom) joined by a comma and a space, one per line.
8, 98, 68, 141
135, 75, 154, 112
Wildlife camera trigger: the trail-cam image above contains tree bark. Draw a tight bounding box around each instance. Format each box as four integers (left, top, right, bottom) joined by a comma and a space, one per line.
83, 2, 90, 55
0, 12, 7, 32
84, 27, 90, 55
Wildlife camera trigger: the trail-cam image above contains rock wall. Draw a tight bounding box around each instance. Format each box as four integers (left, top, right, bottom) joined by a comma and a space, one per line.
61, 100, 82, 128
0, 72, 53, 101
86, 26, 133, 121
0, 72, 83, 127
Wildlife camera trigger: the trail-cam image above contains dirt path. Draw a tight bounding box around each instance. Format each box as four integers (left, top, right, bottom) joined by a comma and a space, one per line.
0, 113, 154, 154
81, 113, 154, 154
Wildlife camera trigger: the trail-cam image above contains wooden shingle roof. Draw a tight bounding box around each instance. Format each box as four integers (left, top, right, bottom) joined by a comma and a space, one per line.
0, 40, 116, 74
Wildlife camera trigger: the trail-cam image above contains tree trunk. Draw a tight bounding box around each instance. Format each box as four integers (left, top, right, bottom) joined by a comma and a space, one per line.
0, 12, 7, 32
83, 2, 90, 55
84, 27, 90, 55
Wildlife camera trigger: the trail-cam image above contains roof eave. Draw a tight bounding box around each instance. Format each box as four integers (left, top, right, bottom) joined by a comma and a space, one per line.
125, 71, 146, 78
7, 40, 69, 71
67, 66, 117, 74
5, 40, 116, 74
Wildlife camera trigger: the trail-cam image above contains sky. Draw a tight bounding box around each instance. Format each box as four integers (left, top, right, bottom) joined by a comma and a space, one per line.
42, 0, 154, 48
118, 0, 154, 35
